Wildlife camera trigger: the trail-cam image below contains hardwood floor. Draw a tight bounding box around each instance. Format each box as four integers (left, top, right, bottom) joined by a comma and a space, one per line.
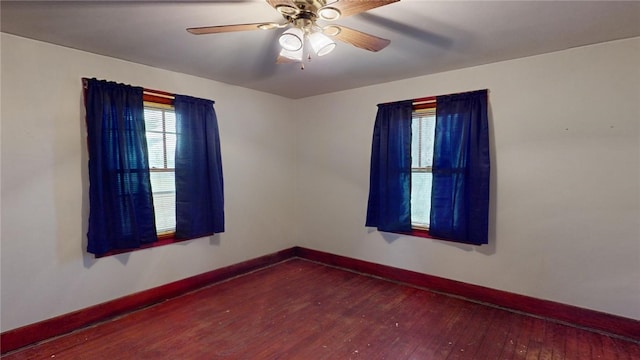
3, 259, 639, 359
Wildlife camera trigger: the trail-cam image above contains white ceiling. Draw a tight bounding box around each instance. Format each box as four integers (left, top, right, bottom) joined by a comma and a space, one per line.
2, 1, 639, 99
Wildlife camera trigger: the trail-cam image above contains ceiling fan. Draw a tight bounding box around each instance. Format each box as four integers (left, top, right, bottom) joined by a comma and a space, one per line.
187, 0, 399, 67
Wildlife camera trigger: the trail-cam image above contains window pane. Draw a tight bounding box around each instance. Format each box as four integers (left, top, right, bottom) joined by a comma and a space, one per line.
153, 192, 176, 233
420, 115, 436, 167
149, 171, 176, 232
145, 106, 176, 234
144, 108, 164, 132
412, 114, 436, 168
411, 172, 432, 227
145, 132, 165, 169
166, 133, 176, 168
150, 171, 175, 193
411, 119, 420, 168
165, 111, 176, 133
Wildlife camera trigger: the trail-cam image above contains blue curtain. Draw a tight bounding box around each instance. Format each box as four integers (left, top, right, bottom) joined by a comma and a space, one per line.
85, 79, 158, 255
174, 95, 225, 239
365, 100, 413, 232
430, 90, 490, 245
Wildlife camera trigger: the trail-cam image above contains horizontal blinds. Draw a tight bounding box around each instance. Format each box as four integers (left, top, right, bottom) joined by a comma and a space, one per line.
144, 106, 176, 234
411, 107, 436, 229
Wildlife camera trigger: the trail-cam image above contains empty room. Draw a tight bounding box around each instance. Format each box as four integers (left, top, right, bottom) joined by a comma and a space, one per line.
1, 1, 639, 358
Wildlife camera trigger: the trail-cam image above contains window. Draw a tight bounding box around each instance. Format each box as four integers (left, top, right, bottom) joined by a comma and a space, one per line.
85, 78, 225, 256
366, 90, 490, 245
410, 108, 436, 229
144, 105, 176, 236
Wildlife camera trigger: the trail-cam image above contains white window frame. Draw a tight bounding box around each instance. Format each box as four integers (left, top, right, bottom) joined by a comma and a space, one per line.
144, 102, 176, 237
411, 107, 436, 230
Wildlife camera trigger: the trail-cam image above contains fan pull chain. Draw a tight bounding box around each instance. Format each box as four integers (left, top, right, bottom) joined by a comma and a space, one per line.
300, 52, 313, 70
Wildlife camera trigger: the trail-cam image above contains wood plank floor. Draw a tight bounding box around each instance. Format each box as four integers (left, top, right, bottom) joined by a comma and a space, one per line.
3, 259, 639, 359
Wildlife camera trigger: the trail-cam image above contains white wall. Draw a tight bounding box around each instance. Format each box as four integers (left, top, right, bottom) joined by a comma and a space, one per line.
1, 33, 639, 333
0, 33, 298, 332
293, 37, 640, 320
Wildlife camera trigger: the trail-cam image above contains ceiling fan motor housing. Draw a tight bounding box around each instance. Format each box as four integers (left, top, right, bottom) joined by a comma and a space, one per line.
277, 0, 336, 23
294, 0, 329, 13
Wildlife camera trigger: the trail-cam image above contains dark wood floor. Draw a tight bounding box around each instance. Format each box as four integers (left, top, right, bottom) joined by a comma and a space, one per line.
4, 259, 639, 359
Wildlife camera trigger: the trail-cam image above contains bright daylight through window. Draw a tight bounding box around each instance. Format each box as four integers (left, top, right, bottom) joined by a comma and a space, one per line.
411, 108, 436, 229
144, 105, 177, 235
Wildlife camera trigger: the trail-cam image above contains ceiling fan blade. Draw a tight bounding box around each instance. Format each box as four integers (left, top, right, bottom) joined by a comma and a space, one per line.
326, 25, 390, 52
187, 22, 283, 35
328, 0, 399, 18
358, 13, 453, 49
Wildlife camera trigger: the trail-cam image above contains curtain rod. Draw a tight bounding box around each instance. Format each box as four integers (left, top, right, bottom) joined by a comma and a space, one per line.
376, 97, 434, 108
377, 95, 434, 107
412, 96, 436, 104
82, 77, 175, 99
379, 89, 489, 106
82, 77, 174, 105
144, 89, 174, 100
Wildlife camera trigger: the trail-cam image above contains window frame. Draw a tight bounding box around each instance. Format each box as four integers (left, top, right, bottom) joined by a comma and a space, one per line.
410, 107, 436, 231
144, 102, 177, 239
407, 99, 437, 239
368, 92, 490, 245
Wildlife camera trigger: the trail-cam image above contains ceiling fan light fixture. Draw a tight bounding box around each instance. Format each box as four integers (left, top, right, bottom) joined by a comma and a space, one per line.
318, 7, 341, 21
280, 47, 303, 62
279, 27, 304, 51
308, 31, 336, 56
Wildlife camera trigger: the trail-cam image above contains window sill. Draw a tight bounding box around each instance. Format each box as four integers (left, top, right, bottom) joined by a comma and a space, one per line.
398, 228, 438, 240
395, 228, 486, 246
95, 233, 186, 258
